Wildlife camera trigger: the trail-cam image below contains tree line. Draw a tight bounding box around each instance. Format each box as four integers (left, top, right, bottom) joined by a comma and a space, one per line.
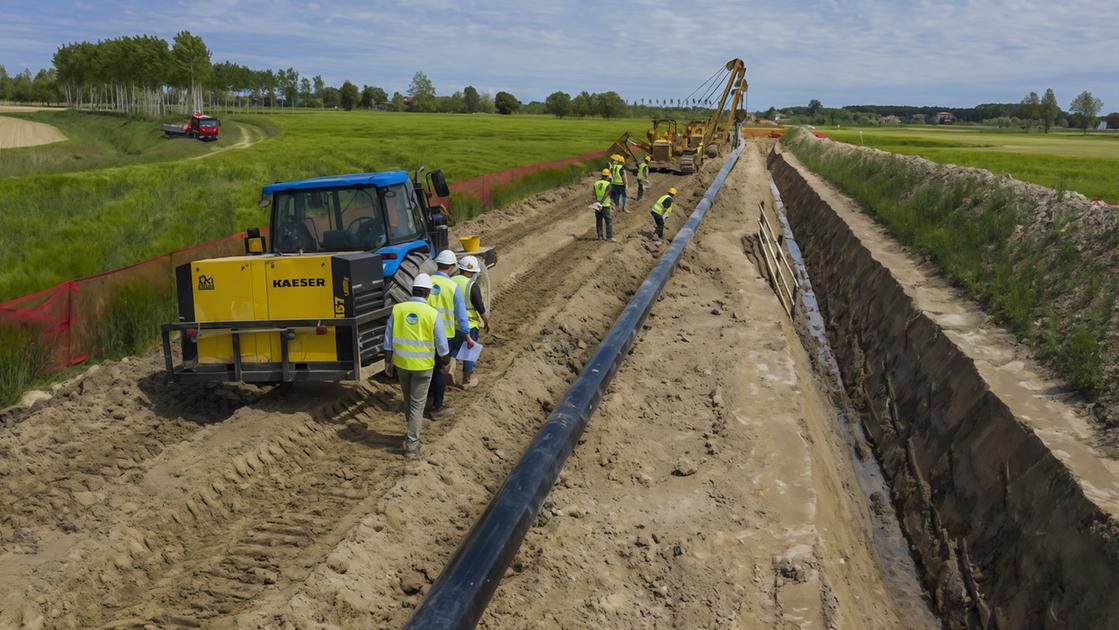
778, 89, 1112, 132
0, 30, 700, 121
1018, 89, 1106, 133
0, 66, 58, 105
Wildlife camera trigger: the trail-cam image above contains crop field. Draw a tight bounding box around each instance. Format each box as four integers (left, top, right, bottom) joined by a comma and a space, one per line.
823, 126, 1119, 202
0, 111, 650, 301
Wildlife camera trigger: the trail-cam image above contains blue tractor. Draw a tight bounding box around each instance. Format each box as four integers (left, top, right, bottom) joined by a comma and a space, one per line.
161, 168, 495, 383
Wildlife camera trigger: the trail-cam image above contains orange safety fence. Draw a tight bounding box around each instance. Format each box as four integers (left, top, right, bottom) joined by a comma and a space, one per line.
0, 148, 614, 378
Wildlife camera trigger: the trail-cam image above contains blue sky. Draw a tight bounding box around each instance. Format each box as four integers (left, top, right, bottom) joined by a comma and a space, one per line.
1, 0, 1116, 110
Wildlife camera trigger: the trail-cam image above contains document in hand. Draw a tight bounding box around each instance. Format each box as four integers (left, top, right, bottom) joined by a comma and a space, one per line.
455, 341, 483, 363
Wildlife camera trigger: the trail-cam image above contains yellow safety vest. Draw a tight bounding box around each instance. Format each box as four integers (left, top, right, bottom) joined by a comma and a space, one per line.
428, 274, 458, 338
652, 194, 673, 217
452, 274, 481, 330
637, 162, 649, 180
593, 179, 612, 207
609, 162, 624, 185
390, 300, 438, 371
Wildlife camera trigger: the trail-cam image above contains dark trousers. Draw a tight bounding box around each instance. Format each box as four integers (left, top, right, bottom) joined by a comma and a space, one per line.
430, 331, 465, 410
596, 204, 614, 239
637, 179, 646, 200
462, 328, 480, 374
610, 183, 625, 209
651, 211, 665, 238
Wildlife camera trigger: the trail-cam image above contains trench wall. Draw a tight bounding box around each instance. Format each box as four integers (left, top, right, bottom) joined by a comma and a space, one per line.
768, 149, 1119, 630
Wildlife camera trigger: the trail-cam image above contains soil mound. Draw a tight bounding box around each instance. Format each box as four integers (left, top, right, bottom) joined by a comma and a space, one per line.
0, 114, 66, 148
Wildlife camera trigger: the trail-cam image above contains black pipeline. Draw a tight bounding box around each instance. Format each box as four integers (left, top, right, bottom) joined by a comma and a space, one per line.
405, 142, 745, 629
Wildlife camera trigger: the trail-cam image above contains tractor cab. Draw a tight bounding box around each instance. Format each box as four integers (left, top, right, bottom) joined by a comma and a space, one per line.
161, 167, 496, 384
258, 168, 464, 280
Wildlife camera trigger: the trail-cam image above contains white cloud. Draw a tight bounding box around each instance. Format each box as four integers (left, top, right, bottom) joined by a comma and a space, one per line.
0, 0, 1115, 109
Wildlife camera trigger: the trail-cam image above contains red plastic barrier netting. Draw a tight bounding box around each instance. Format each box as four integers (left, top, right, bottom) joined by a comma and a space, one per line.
0, 232, 249, 371
0, 148, 615, 376
441, 149, 609, 206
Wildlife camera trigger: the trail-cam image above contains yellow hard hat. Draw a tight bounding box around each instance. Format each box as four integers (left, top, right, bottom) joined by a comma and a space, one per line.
644, 155, 652, 161
611, 154, 624, 162
601, 168, 610, 176
668, 187, 677, 195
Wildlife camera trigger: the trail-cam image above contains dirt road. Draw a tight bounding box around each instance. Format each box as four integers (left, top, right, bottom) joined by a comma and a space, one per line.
0, 145, 938, 628
188, 120, 266, 160
478, 145, 938, 629
0, 114, 65, 149
0, 162, 703, 628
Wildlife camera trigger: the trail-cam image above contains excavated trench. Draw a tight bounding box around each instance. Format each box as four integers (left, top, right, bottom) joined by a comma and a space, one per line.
768, 147, 1119, 629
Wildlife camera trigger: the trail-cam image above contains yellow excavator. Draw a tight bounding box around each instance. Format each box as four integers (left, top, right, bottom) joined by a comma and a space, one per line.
605, 58, 748, 174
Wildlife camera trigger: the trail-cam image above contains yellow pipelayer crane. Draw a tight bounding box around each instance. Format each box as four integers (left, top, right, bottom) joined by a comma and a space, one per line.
697, 58, 748, 160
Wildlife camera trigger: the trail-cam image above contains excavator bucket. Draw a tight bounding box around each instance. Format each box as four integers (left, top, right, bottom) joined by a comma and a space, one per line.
607, 132, 646, 169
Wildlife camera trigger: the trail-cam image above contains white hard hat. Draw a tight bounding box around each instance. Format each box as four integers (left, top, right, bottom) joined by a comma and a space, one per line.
458, 255, 481, 273
434, 250, 458, 266
412, 273, 433, 290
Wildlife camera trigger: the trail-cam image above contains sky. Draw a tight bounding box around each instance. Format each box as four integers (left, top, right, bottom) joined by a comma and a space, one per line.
1, 0, 1116, 111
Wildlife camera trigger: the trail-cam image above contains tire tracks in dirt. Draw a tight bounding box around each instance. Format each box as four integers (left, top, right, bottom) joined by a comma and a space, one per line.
1, 166, 708, 628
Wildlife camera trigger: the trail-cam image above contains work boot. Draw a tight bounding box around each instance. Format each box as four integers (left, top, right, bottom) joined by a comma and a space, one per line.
428, 406, 455, 420
608, 237, 617, 243
403, 440, 423, 459
462, 373, 477, 389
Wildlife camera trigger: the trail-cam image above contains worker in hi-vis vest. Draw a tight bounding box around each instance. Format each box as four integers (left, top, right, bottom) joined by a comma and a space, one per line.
650, 187, 677, 240
608, 154, 628, 212
451, 255, 488, 388
636, 155, 651, 200
593, 168, 615, 241
384, 272, 449, 458
428, 249, 475, 420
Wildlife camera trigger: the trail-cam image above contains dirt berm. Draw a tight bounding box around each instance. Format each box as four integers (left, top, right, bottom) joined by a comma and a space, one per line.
770, 147, 1119, 629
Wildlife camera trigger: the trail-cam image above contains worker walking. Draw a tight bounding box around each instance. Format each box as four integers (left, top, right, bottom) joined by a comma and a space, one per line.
650, 187, 677, 240
383, 273, 449, 458
636, 155, 651, 200
452, 255, 489, 388
593, 168, 615, 241
427, 250, 476, 419
609, 154, 628, 212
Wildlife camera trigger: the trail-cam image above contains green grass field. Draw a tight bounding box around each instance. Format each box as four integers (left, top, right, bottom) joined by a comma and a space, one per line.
0, 110, 253, 176
822, 126, 1119, 202
0, 111, 649, 301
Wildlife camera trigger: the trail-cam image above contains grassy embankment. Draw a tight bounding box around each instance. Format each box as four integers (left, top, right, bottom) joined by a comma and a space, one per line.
783, 128, 1117, 398
822, 126, 1119, 203
0, 111, 652, 404
0, 110, 253, 176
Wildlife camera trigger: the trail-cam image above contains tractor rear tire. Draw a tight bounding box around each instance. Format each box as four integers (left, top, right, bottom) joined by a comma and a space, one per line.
386, 250, 437, 306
